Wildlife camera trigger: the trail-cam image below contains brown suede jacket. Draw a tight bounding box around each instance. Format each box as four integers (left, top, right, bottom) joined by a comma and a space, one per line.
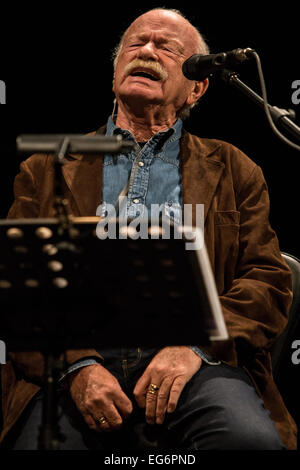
0, 127, 297, 449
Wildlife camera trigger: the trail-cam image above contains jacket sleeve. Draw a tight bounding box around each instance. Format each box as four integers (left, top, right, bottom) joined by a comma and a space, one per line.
6, 157, 104, 384
7, 159, 40, 218
218, 164, 292, 361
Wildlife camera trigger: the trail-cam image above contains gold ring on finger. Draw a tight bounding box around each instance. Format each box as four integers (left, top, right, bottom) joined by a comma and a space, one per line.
148, 383, 159, 394
98, 416, 108, 425
149, 383, 159, 391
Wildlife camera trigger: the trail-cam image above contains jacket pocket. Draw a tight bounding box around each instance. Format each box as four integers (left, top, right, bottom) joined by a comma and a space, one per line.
214, 210, 240, 226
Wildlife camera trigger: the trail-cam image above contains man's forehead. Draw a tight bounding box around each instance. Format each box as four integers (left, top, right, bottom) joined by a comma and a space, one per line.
125, 10, 194, 40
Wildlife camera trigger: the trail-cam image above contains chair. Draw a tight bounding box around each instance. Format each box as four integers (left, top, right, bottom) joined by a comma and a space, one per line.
271, 252, 300, 381
271, 252, 300, 450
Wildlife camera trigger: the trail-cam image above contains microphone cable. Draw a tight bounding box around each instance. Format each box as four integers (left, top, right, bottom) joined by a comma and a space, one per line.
241, 50, 300, 152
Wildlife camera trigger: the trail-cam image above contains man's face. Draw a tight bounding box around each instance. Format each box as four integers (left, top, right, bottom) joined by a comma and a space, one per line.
113, 10, 205, 114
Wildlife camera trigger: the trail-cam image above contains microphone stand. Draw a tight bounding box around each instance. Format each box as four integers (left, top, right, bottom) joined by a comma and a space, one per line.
220, 69, 300, 144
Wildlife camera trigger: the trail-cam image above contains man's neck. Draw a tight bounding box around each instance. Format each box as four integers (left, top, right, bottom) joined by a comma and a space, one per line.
115, 102, 177, 142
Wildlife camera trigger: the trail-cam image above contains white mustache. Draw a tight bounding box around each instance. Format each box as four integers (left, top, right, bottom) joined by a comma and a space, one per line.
124, 59, 168, 82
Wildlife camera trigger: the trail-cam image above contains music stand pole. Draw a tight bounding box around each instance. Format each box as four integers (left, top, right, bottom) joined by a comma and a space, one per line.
53, 136, 72, 230
38, 137, 71, 450
39, 348, 65, 450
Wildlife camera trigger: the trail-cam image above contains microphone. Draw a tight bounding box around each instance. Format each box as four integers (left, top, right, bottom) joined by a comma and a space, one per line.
182, 48, 255, 81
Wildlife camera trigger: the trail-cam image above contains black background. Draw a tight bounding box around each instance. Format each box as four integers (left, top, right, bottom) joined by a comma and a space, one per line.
0, 1, 299, 443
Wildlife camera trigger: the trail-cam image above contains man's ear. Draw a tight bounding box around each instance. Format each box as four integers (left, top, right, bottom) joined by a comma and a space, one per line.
187, 78, 209, 106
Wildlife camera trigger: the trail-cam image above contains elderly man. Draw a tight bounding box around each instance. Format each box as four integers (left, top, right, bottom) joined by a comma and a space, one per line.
0, 8, 297, 450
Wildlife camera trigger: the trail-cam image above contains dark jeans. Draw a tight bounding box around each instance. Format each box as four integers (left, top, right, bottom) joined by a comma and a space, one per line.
3, 348, 285, 450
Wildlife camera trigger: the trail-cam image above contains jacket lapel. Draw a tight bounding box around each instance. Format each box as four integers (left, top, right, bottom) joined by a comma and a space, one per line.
61, 127, 106, 216
180, 130, 225, 223
61, 126, 224, 219
62, 155, 103, 216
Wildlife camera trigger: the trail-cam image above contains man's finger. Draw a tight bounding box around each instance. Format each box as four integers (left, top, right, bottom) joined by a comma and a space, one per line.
145, 383, 160, 425
115, 392, 134, 418
167, 376, 187, 413
155, 376, 174, 425
99, 404, 123, 430
94, 414, 111, 432
133, 371, 151, 408
84, 413, 99, 432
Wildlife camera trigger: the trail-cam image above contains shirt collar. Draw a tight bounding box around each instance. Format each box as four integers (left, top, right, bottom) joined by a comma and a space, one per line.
105, 115, 183, 148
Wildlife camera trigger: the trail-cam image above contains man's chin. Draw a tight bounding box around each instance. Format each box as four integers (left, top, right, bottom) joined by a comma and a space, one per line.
119, 90, 163, 107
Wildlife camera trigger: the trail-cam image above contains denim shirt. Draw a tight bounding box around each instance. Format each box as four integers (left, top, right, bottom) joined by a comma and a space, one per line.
100, 115, 183, 223
59, 117, 219, 382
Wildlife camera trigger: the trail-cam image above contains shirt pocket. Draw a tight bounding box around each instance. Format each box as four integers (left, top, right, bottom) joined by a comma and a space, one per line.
214, 210, 240, 293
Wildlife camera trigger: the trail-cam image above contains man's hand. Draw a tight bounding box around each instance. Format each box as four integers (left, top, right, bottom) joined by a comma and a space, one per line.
68, 364, 133, 432
133, 346, 202, 425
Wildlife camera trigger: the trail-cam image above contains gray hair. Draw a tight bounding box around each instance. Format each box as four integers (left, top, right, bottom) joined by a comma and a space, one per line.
112, 8, 210, 119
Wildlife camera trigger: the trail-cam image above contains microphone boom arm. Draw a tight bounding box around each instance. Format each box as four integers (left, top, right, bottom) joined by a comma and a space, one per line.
220, 68, 300, 145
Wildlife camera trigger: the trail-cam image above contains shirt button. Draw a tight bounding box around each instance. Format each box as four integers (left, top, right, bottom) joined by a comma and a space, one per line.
133, 198, 140, 204
138, 161, 144, 167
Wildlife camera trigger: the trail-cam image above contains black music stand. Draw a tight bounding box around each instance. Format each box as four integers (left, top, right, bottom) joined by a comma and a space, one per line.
0, 216, 227, 449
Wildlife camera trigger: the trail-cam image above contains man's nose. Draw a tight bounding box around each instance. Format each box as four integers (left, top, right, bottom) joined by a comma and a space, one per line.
136, 42, 159, 61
